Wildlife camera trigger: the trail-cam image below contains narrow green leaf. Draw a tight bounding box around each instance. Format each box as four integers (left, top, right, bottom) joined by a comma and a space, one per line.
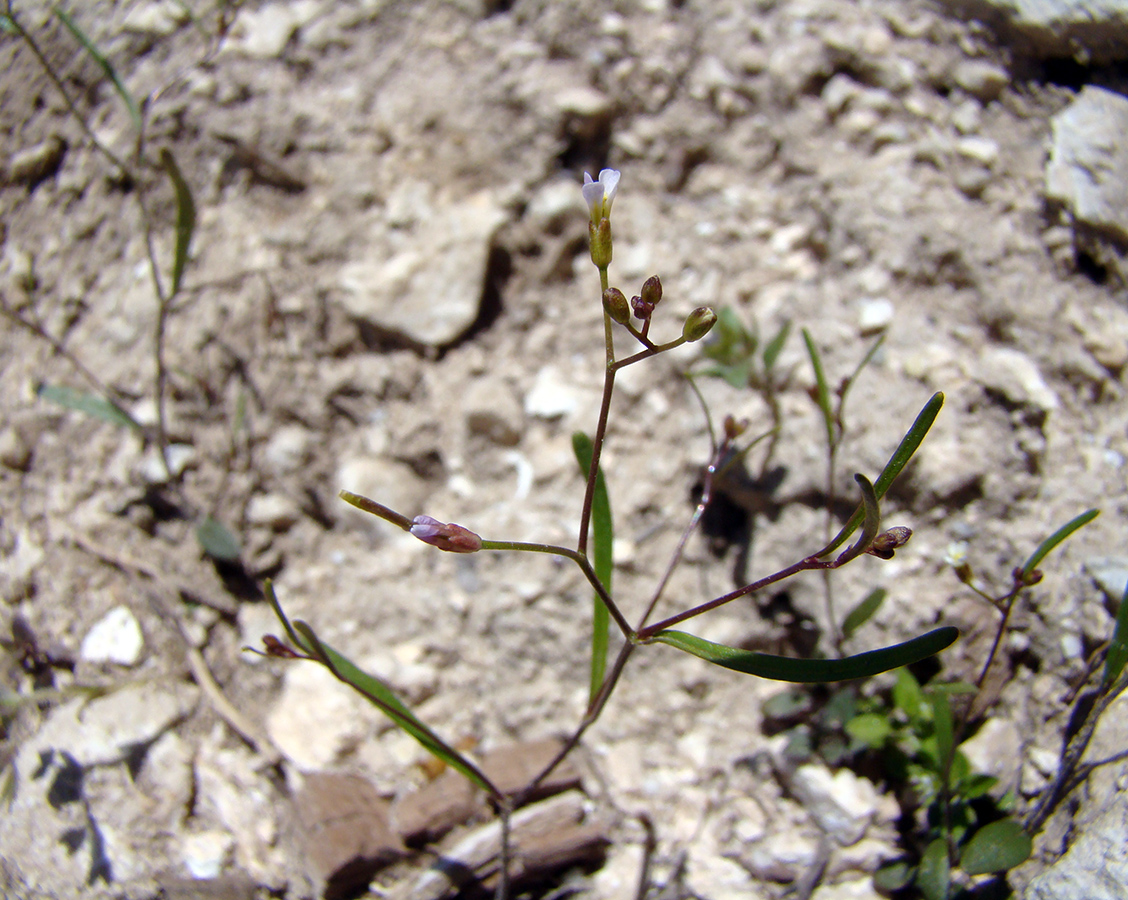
818, 392, 944, 558
648, 626, 958, 683
196, 516, 241, 561
1103, 581, 1128, 687
802, 328, 835, 449
930, 690, 954, 775
37, 383, 141, 431
917, 838, 951, 900
842, 588, 886, 640
573, 432, 612, 704
1020, 509, 1099, 581
160, 148, 196, 298
960, 819, 1032, 875
835, 473, 880, 564
291, 621, 497, 796
55, 7, 142, 131
761, 320, 790, 370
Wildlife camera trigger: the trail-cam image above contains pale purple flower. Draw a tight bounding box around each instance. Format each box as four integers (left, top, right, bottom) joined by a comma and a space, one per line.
582, 168, 620, 223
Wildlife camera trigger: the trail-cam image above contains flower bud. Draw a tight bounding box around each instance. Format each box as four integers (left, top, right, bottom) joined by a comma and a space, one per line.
588, 218, 613, 269
682, 307, 718, 342
603, 287, 631, 324
410, 515, 482, 553
631, 294, 654, 321
640, 275, 662, 309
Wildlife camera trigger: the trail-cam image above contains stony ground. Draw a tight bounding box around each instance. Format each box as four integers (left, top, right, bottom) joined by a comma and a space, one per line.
2, 1, 1128, 899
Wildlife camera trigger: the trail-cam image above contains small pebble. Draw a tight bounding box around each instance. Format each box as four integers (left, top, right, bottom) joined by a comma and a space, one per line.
81, 605, 144, 666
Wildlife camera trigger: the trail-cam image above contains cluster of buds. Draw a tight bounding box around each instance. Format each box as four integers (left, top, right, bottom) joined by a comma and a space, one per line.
583, 168, 717, 344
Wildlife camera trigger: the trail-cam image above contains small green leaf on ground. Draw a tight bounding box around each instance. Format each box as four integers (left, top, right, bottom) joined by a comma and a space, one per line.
37, 383, 140, 430
196, 516, 241, 561
961, 819, 1032, 875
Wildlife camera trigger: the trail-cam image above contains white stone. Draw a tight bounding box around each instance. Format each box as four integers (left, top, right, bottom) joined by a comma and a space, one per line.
122, 0, 188, 35
1046, 86, 1128, 244
858, 297, 894, 333
80, 605, 144, 666
524, 366, 578, 419
182, 829, 234, 879
265, 662, 380, 769
952, 59, 1009, 101
976, 347, 1060, 412
138, 443, 196, 484
338, 191, 508, 348
791, 764, 881, 846
246, 492, 300, 530
959, 717, 1022, 795
263, 424, 312, 475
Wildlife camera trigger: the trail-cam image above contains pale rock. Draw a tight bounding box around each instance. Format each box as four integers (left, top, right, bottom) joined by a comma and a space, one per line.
338, 191, 508, 348
263, 424, 313, 475
182, 830, 234, 879
791, 764, 881, 846
951, 99, 983, 134
246, 492, 300, 530
122, 0, 188, 36
685, 850, 762, 898
227, 1, 324, 58
16, 680, 198, 768
464, 380, 524, 446
1084, 557, 1128, 610
5, 134, 66, 185
138, 443, 196, 484
80, 604, 144, 666
1046, 86, 1128, 246
524, 366, 579, 419
857, 297, 894, 334
1027, 800, 1128, 899
959, 717, 1022, 795
812, 876, 885, 899
976, 346, 1059, 412
956, 135, 1000, 166
527, 178, 587, 233
0, 424, 33, 470
951, 58, 1009, 101
743, 829, 820, 881
822, 74, 862, 117
935, 0, 1128, 63
553, 86, 614, 140
0, 528, 44, 603
265, 661, 380, 769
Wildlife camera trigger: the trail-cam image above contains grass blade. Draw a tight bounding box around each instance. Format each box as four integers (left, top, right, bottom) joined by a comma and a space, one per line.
842, 588, 886, 640
1104, 581, 1128, 687
817, 392, 944, 558
160, 148, 196, 298
37, 382, 141, 431
292, 621, 499, 796
802, 328, 835, 449
55, 7, 142, 131
648, 626, 958, 683
573, 432, 612, 704
1020, 509, 1099, 580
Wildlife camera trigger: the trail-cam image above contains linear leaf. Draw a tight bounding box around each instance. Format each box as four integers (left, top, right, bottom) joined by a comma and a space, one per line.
802, 328, 835, 448
842, 588, 886, 640
817, 392, 944, 558
761, 320, 790, 370
1020, 509, 1099, 581
160, 148, 196, 298
649, 626, 958, 683
960, 819, 1032, 875
291, 621, 498, 796
55, 7, 142, 131
1104, 581, 1128, 687
37, 383, 141, 431
573, 431, 612, 704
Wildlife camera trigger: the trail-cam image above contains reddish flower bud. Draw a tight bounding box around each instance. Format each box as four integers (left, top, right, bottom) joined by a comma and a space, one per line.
410, 515, 482, 553
603, 287, 631, 324
640, 275, 663, 308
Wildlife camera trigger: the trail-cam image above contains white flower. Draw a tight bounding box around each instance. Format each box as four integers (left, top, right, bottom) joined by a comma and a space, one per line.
582, 168, 620, 223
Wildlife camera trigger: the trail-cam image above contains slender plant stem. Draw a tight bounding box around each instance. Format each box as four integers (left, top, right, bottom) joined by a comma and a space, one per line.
578, 266, 614, 558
